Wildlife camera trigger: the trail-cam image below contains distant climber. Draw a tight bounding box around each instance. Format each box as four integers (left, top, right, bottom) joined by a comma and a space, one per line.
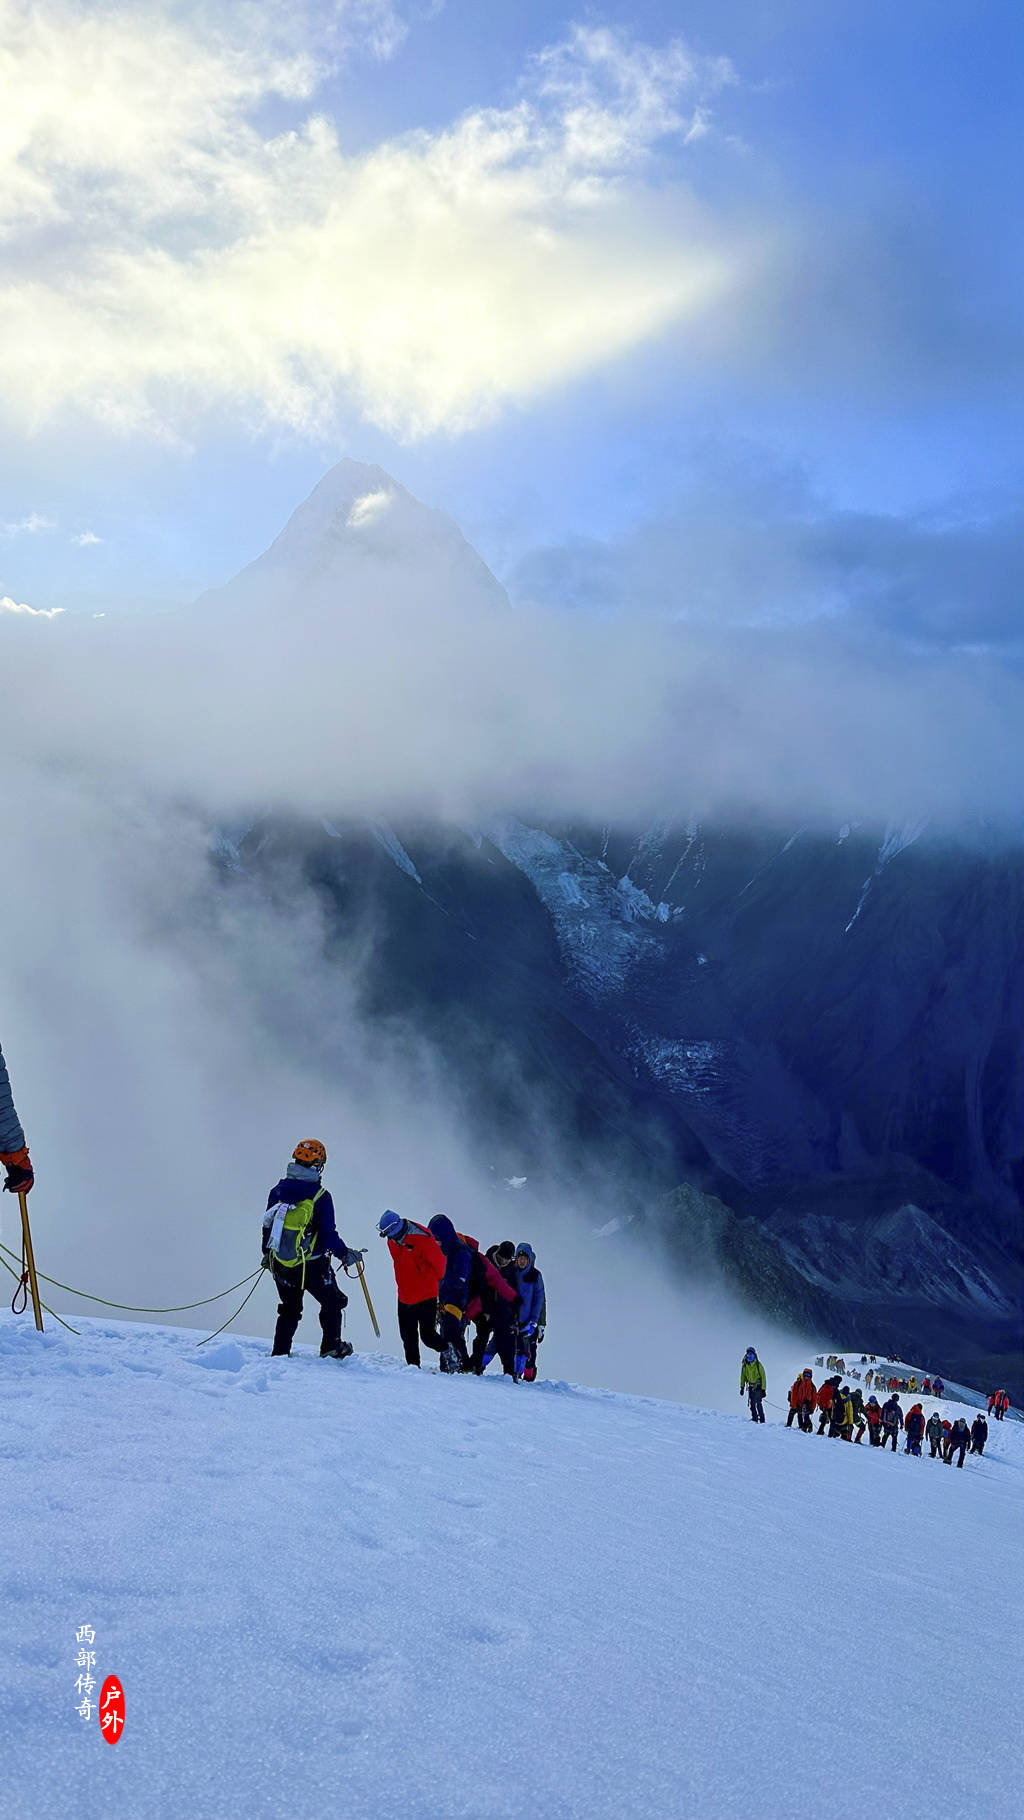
945, 1417, 970, 1468
830, 1384, 855, 1440
787, 1370, 817, 1431
932, 1377, 944, 1398
0, 1035, 33, 1196
513, 1244, 546, 1381
850, 1385, 867, 1443
865, 1396, 883, 1444
880, 1395, 903, 1451
377, 1211, 445, 1368
740, 1348, 767, 1423
970, 1414, 988, 1456
926, 1412, 944, 1458
990, 1389, 1010, 1421
904, 1405, 925, 1457
940, 1418, 953, 1460
262, 1141, 363, 1359
816, 1377, 835, 1435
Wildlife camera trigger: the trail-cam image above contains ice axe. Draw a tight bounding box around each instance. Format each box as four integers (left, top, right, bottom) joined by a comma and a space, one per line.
344, 1254, 380, 1338
16, 1189, 44, 1332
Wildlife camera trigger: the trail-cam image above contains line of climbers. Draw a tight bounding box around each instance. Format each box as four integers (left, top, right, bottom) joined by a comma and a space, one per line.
378, 1211, 545, 1381
261, 1141, 546, 1380
787, 1370, 989, 1466
816, 1353, 1013, 1420
817, 1355, 948, 1398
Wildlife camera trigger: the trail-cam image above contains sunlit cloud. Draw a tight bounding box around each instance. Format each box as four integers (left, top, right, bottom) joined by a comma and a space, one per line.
72, 530, 103, 546
0, 5, 741, 441
0, 593, 63, 616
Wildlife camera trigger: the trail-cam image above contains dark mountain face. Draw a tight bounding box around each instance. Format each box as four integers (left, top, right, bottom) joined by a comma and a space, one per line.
220, 811, 1024, 1395
198, 459, 1021, 1392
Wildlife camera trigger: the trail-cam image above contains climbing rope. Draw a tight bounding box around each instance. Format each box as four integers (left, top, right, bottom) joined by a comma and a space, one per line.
195, 1270, 267, 1347
0, 1238, 267, 1346
0, 1246, 80, 1334
0, 1242, 261, 1314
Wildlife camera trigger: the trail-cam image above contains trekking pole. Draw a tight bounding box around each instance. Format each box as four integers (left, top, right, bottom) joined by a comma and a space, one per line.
17, 1190, 44, 1332
346, 1257, 380, 1338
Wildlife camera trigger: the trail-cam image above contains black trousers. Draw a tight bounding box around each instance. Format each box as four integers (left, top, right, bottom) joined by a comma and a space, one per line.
439, 1308, 469, 1372
787, 1405, 813, 1430
946, 1441, 968, 1467
397, 1298, 443, 1367
993, 1406, 1005, 1420
971, 1438, 985, 1454
929, 1439, 943, 1457
271, 1258, 347, 1356
882, 1428, 898, 1450
747, 1387, 765, 1423
471, 1306, 518, 1376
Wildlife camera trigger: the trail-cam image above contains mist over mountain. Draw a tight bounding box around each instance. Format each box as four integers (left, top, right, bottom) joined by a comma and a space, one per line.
194, 461, 1024, 1395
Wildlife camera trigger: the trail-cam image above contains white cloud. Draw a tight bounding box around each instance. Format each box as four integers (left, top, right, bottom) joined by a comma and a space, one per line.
72, 530, 103, 546
0, 6, 740, 441
2, 512, 55, 536
0, 593, 63, 616
347, 488, 393, 529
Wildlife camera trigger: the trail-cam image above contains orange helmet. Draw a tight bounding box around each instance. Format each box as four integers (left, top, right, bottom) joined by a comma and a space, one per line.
293, 1139, 327, 1169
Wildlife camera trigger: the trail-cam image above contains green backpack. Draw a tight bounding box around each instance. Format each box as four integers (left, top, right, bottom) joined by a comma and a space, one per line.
267, 1188, 325, 1270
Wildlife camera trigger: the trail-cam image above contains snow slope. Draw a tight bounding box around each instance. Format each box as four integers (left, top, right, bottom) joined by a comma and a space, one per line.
3, 1315, 1022, 1820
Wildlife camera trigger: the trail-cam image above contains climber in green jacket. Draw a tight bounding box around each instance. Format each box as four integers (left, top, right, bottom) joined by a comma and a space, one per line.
740, 1347, 767, 1423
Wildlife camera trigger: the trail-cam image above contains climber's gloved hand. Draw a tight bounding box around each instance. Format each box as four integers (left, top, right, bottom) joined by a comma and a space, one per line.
1, 1148, 33, 1194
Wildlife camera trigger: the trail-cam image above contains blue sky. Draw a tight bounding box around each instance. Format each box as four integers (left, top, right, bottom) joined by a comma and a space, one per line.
1, 0, 1021, 628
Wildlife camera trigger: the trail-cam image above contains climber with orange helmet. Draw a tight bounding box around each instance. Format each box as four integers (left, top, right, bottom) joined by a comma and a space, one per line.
262, 1140, 364, 1359
0, 1036, 33, 1196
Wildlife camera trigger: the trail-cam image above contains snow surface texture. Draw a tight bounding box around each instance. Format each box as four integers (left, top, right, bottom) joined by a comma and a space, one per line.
3, 1316, 1021, 1820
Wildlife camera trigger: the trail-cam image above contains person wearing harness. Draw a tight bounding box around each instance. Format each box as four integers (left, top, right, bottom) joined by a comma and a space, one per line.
377, 1210, 445, 1367
0, 1035, 33, 1196
926, 1411, 945, 1457
263, 1140, 363, 1359
970, 1414, 988, 1455
740, 1348, 767, 1423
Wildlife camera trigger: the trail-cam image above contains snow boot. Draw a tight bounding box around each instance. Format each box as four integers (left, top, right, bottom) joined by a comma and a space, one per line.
321, 1341, 354, 1361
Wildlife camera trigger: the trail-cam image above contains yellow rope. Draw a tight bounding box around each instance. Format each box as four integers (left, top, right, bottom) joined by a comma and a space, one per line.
0, 1242, 260, 1312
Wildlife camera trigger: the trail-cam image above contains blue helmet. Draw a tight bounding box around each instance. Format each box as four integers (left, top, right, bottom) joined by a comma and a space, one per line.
378, 1209, 407, 1241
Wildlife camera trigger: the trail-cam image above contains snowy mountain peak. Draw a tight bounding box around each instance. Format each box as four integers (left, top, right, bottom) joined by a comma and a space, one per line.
198, 458, 508, 617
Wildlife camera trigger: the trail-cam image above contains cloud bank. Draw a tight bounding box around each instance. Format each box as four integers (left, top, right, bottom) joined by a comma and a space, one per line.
0, 5, 738, 441
2, 458, 1022, 833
